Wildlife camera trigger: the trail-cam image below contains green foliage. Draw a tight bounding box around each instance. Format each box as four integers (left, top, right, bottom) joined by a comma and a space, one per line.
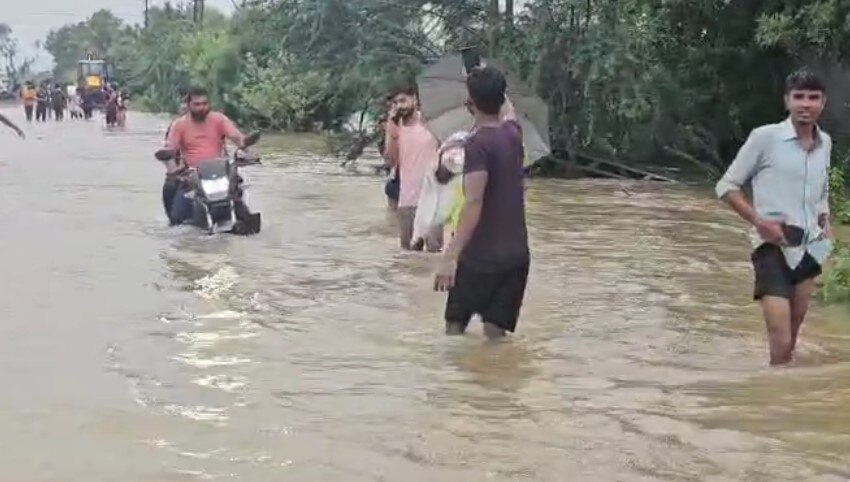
829, 163, 850, 225
44, 10, 130, 81
820, 241, 850, 303
232, 54, 331, 130
0, 23, 33, 84
38, 0, 850, 174
180, 28, 241, 108
756, 0, 850, 56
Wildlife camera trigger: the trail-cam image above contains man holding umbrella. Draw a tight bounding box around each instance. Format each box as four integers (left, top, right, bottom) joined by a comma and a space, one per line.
434, 65, 530, 340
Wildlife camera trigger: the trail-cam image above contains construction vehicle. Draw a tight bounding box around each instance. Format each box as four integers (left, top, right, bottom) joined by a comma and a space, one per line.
77, 53, 111, 109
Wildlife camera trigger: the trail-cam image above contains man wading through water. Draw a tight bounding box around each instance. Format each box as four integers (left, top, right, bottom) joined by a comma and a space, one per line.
434, 65, 529, 340
21, 81, 36, 122
716, 69, 833, 366
384, 85, 442, 251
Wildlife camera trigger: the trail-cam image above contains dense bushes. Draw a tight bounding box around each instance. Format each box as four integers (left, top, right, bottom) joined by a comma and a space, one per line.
45, 0, 850, 178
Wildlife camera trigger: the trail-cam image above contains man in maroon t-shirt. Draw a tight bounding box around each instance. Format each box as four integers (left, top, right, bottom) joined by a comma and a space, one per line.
434, 66, 530, 339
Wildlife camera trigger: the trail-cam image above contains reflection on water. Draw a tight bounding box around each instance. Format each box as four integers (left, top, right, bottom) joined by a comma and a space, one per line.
0, 109, 848, 481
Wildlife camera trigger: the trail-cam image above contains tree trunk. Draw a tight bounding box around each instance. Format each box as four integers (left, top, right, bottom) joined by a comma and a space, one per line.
489, 0, 499, 57
506, 0, 514, 27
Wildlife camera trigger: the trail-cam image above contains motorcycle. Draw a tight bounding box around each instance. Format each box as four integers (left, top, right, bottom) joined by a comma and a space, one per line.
155, 132, 263, 235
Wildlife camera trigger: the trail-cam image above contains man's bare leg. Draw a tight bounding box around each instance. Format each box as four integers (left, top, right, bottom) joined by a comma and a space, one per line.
398, 207, 414, 250
789, 278, 817, 354
446, 321, 466, 335
760, 295, 793, 365
483, 322, 506, 341
425, 225, 444, 253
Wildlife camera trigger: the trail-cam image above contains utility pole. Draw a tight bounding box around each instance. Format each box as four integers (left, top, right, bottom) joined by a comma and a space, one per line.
192, 0, 205, 24
144, 0, 149, 29
488, 0, 499, 57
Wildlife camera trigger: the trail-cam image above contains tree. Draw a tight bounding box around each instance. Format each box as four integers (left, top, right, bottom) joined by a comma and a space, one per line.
41, 0, 850, 178
44, 10, 127, 80
0, 23, 34, 85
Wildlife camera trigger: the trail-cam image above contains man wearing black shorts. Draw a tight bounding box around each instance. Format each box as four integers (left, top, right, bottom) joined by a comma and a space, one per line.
716, 69, 832, 365
434, 65, 529, 339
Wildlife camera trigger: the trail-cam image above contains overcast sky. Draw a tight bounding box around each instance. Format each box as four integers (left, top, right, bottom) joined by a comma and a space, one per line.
6, 0, 529, 70
4, 0, 235, 69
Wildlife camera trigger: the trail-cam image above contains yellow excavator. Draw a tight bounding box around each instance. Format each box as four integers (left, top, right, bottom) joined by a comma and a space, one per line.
77, 53, 111, 109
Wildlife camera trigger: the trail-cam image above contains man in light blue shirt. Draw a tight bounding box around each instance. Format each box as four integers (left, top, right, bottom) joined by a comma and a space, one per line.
716, 69, 832, 366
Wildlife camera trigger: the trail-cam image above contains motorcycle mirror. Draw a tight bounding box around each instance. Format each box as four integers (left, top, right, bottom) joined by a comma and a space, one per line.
244, 132, 261, 147
155, 149, 176, 162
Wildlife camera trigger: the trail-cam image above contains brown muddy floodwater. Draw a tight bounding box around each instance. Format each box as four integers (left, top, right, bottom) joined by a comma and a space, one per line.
0, 108, 849, 481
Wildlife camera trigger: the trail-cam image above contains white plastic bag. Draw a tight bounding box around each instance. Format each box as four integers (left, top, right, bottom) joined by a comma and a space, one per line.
411, 132, 468, 245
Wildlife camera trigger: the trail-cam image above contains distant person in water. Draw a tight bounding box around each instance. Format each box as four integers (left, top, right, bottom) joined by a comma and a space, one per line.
715, 69, 833, 366
117, 89, 129, 127
384, 84, 441, 251
78, 86, 93, 120
35, 84, 49, 122
52, 84, 67, 121
69, 92, 83, 119
105, 87, 119, 127
20, 81, 36, 122
434, 65, 529, 340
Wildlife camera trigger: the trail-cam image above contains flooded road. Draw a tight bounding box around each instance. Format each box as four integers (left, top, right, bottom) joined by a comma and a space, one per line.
1, 108, 849, 481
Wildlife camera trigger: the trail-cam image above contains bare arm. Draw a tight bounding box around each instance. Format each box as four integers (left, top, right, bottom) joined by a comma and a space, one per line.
221, 115, 246, 149
443, 170, 487, 260
434, 139, 489, 290
721, 190, 759, 225
819, 139, 832, 235
385, 120, 400, 167
164, 120, 183, 174
499, 95, 517, 123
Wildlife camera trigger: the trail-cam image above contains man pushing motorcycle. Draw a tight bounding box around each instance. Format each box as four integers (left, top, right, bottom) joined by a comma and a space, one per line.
162, 86, 253, 228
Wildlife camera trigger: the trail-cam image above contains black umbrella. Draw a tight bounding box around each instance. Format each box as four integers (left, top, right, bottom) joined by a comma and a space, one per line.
417, 54, 551, 163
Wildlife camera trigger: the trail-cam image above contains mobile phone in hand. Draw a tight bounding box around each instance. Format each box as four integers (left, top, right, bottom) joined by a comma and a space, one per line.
782, 224, 805, 247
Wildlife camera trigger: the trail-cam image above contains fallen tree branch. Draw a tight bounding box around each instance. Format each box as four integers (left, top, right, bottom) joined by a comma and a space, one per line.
662, 145, 721, 179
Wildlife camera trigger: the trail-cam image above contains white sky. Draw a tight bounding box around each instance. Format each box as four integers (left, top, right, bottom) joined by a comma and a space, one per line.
3, 0, 235, 69
5, 0, 529, 70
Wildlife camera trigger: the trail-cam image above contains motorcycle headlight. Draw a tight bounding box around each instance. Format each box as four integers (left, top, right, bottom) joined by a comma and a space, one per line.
201, 177, 230, 201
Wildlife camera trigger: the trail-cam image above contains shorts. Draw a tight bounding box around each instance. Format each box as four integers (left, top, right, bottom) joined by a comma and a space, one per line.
398, 206, 442, 252
385, 173, 400, 201
445, 261, 530, 333
751, 243, 822, 300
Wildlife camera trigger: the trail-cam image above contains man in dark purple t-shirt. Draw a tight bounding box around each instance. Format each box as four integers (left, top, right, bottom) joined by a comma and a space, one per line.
434, 65, 530, 339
